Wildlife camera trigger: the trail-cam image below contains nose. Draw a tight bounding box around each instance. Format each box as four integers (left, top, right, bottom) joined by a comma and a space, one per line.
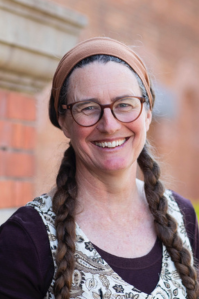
96, 107, 121, 134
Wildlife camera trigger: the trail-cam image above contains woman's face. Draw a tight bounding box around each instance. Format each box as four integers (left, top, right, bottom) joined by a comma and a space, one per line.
59, 61, 152, 175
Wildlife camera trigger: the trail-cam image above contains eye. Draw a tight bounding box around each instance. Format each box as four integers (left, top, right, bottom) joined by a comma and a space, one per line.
117, 103, 131, 108
114, 97, 140, 111
73, 101, 100, 115
82, 105, 98, 111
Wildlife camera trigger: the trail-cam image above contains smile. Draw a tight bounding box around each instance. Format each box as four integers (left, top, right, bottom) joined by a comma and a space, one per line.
94, 139, 126, 148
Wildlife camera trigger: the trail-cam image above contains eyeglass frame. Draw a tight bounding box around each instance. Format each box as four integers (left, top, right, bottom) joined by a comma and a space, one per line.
61, 96, 147, 127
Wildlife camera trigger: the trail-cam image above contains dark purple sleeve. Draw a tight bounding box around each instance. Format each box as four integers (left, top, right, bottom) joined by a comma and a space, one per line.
172, 191, 199, 263
0, 206, 54, 299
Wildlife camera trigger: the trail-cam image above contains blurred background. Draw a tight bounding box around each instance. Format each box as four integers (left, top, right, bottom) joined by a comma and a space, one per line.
0, 0, 199, 224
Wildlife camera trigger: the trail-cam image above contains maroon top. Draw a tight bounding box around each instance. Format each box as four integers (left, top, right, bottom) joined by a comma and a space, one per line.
0, 191, 198, 299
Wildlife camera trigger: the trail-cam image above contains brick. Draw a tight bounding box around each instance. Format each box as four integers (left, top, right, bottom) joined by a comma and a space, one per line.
0, 181, 15, 208
5, 152, 35, 178
23, 126, 36, 150
11, 123, 24, 148
0, 120, 12, 147
10, 123, 36, 150
7, 92, 36, 121
0, 180, 34, 208
0, 150, 6, 176
0, 90, 8, 117
0, 121, 36, 150
6, 93, 23, 120
23, 97, 37, 121
15, 181, 34, 206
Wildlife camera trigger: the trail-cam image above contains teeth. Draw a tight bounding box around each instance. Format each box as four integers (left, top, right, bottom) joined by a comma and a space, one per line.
95, 139, 126, 148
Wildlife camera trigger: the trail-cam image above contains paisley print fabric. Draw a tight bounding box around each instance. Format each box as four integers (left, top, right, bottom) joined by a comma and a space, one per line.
26, 190, 193, 299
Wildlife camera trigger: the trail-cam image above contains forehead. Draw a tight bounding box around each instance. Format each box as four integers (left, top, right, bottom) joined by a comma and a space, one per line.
67, 61, 141, 99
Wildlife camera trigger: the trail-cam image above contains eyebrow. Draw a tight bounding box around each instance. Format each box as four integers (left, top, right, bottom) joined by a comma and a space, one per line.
77, 94, 135, 103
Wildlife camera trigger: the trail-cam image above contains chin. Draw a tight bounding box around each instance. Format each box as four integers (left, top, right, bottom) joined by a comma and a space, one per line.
101, 159, 133, 172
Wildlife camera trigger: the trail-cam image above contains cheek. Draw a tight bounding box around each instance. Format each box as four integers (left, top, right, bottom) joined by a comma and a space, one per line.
69, 125, 91, 148
63, 111, 85, 139
129, 115, 147, 132
127, 117, 148, 148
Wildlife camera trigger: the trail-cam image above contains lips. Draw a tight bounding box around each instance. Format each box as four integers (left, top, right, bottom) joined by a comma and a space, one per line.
94, 138, 126, 148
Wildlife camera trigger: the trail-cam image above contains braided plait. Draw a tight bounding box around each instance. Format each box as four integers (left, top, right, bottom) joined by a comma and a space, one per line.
138, 144, 199, 299
52, 145, 77, 299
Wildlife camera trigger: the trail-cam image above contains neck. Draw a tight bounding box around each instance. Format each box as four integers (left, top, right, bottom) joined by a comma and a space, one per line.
75, 161, 146, 219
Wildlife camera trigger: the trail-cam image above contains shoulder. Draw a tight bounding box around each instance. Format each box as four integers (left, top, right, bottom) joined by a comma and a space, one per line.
170, 190, 199, 260
0, 203, 54, 269
3, 204, 44, 226
170, 190, 197, 230
171, 191, 196, 215
0, 202, 54, 298
164, 189, 196, 219
1, 204, 49, 247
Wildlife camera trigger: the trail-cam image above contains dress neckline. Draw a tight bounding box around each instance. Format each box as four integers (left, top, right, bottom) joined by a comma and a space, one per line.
92, 237, 162, 269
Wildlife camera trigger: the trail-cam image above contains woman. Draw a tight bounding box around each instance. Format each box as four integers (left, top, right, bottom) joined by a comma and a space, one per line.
0, 37, 198, 299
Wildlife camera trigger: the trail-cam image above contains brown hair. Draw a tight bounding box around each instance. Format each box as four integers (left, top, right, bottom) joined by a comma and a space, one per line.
49, 54, 198, 299
52, 145, 76, 299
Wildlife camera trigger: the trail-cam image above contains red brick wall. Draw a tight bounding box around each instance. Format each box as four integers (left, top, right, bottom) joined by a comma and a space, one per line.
0, 90, 36, 208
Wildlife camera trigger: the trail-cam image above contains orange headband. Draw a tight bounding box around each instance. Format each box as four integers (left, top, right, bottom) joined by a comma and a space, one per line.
52, 37, 153, 114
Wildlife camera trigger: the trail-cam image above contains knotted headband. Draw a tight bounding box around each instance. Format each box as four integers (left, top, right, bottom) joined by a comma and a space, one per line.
52, 37, 153, 115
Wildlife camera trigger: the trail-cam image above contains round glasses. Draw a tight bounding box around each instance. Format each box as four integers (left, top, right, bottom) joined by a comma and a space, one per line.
61, 96, 146, 127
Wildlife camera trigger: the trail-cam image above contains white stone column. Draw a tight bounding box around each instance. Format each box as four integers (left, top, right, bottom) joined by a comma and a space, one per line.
0, 0, 87, 93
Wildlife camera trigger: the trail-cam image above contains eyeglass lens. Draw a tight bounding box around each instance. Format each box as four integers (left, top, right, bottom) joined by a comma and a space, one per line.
72, 97, 142, 127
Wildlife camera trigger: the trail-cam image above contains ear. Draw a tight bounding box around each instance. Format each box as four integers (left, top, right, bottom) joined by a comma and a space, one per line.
58, 116, 71, 138
145, 109, 152, 132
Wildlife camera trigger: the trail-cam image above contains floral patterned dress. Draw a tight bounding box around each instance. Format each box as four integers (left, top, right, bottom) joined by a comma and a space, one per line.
26, 190, 193, 299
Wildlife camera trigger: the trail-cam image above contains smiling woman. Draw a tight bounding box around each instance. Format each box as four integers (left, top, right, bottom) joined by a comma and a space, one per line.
0, 37, 198, 299
57, 60, 151, 175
